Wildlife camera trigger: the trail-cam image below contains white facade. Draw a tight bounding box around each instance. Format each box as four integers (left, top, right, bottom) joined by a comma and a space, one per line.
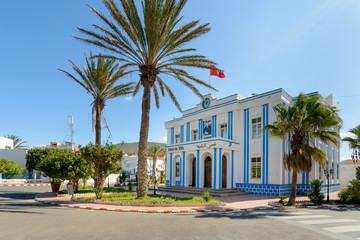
164, 88, 340, 196
0, 137, 14, 149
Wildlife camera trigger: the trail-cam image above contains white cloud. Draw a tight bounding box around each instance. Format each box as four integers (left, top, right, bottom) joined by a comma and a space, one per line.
340, 132, 355, 139
162, 136, 167, 142
125, 96, 132, 101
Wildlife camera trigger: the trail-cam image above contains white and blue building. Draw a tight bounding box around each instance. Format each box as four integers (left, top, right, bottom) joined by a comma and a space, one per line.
164, 88, 340, 196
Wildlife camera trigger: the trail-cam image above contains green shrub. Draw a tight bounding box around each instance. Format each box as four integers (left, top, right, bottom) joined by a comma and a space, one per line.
338, 189, 350, 203
202, 191, 211, 202
277, 196, 286, 205
349, 194, 360, 204
307, 179, 324, 205
356, 166, 360, 180
348, 179, 360, 194
50, 179, 62, 184
128, 183, 133, 192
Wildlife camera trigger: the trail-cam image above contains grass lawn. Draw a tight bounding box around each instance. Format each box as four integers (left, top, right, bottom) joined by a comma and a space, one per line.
75, 192, 219, 204
58, 186, 128, 195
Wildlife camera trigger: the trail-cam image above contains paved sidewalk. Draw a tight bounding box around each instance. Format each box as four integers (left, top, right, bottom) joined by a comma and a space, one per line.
35, 190, 342, 213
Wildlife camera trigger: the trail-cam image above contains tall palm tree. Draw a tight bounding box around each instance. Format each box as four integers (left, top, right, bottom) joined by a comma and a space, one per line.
148, 144, 166, 195
342, 125, 360, 161
59, 53, 134, 145
5, 135, 27, 149
75, 0, 217, 197
264, 93, 341, 205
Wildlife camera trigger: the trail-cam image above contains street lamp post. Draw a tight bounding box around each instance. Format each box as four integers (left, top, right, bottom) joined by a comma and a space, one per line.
324, 162, 334, 204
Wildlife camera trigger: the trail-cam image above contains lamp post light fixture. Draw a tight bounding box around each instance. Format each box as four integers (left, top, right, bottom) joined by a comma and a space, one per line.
323, 162, 334, 204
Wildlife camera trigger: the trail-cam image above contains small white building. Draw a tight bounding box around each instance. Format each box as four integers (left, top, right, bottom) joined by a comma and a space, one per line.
340, 160, 360, 188
165, 88, 340, 196
0, 137, 14, 149
121, 153, 166, 178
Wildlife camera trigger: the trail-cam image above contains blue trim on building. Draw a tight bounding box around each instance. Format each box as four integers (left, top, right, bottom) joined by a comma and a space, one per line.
236, 183, 292, 196
219, 148, 222, 189
265, 104, 269, 184
228, 111, 233, 140
282, 140, 285, 184
262, 105, 266, 184
243, 109, 249, 183
247, 111, 250, 184
236, 183, 339, 196
306, 171, 309, 185
167, 138, 240, 148
171, 128, 174, 145
165, 88, 292, 124
169, 153, 173, 186
196, 150, 200, 188
212, 115, 217, 138
180, 125, 184, 143
182, 151, 185, 187
231, 150, 234, 188
186, 122, 190, 142
198, 119, 203, 140
213, 148, 217, 189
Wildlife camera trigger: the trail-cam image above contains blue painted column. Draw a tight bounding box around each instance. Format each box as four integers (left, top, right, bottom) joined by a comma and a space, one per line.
169, 153, 173, 186
228, 111, 233, 140
171, 128, 174, 144
231, 150, 234, 188
186, 122, 190, 142
182, 151, 185, 187
213, 148, 217, 189
262, 104, 269, 184
180, 125, 184, 143
282, 140, 285, 184
196, 150, 200, 188
243, 109, 249, 184
212, 115, 217, 138
198, 119, 203, 140
218, 148, 222, 189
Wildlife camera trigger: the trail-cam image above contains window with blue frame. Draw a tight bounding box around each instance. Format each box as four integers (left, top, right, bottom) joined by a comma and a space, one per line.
175, 134, 180, 143
252, 118, 262, 139
251, 157, 261, 179
220, 123, 227, 138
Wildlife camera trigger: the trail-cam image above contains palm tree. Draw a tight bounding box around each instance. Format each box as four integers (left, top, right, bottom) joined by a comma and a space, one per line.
148, 145, 166, 195
264, 93, 341, 205
75, 0, 217, 197
5, 135, 27, 149
59, 53, 134, 145
342, 125, 360, 161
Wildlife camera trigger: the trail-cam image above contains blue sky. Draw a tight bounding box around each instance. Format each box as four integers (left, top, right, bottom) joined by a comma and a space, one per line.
1, 0, 359, 161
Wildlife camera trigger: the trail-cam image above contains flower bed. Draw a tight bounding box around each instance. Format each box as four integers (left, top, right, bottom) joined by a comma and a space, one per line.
72, 192, 222, 207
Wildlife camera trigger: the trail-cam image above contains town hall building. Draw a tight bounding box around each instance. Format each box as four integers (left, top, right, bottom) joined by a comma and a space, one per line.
165, 88, 340, 196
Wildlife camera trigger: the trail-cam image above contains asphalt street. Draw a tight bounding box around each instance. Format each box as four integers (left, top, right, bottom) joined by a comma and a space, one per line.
1, 186, 359, 240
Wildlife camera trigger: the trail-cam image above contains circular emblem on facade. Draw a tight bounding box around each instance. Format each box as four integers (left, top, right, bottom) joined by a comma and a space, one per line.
202, 98, 211, 109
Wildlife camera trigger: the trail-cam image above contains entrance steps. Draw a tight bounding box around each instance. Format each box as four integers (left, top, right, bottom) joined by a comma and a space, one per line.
157, 186, 249, 197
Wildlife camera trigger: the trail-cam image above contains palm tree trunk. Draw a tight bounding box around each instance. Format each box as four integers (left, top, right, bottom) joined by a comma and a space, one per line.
95, 104, 102, 146
153, 158, 157, 195
137, 84, 151, 197
287, 170, 298, 206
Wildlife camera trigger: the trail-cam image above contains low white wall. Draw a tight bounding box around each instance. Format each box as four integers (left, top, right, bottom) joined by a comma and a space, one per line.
0, 149, 27, 166
339, 163, 360, 189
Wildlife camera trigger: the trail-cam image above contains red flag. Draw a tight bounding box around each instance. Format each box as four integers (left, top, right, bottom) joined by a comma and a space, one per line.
210, 65, 225, 78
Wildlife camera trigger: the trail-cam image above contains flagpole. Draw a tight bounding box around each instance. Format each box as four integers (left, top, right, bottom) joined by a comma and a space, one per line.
209, 73, 211, 94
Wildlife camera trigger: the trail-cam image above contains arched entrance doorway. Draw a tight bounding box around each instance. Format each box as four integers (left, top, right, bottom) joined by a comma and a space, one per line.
204, 157, 212, 188
191, 158, 196, 187
222, 155, 227, 188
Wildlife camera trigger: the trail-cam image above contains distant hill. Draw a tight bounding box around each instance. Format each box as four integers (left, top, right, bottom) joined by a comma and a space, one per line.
116, 142, 166, 154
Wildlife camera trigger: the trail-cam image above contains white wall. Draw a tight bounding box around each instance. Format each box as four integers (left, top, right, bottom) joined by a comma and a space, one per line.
0, 137, 14, 149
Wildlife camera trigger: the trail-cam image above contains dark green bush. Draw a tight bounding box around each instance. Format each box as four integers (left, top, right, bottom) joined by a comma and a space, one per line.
307, 179, 325, 205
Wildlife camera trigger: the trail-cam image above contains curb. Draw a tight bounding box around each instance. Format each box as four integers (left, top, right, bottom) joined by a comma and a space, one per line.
0, 184, 52, 187
34, 198, 284, 214
34, 197, 360, 214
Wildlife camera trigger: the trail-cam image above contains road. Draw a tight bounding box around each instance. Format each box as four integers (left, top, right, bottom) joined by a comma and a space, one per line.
0, 186, 359, 240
